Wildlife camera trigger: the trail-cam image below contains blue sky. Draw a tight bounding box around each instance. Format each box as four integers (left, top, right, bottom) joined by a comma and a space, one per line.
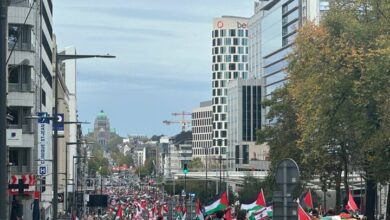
54, 0, 254, 137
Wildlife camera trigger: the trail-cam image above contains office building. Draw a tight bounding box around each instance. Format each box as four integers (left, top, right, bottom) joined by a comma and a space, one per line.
166, 131, 192, 175
248, 0, 328, 124
94, 110, 111, 147
191, 101, 212, 163
227, 79, 269, 171
211, 16, 249, 157
158, 136, 170, 177
6, 0, 54, 216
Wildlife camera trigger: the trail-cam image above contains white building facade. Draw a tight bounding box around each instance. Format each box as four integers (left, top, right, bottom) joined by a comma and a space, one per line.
211, 16, 249, 157
7, 0, 54, 216
191, 101, 212, 163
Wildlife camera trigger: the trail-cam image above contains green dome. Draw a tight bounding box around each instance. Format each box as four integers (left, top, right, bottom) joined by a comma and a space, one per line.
97, 110, 107, 119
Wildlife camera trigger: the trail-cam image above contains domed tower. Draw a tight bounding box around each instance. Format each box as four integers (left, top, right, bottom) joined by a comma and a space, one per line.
94, 110, 111, 147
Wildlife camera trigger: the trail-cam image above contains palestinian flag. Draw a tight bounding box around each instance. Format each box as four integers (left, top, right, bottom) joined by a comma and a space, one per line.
241, 189, 266, 211
115, 204, 123, 220
248, 206, 273, 220
298, 203, 311, 220
204, 191, 229, 215
303, 189, 313, 209
195, 199, 204, 220
346, 190, 358, 212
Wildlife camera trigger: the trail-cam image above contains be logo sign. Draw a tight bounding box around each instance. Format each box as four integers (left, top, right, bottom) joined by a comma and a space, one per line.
237, 22, 248, 29
217, 21, 224, 28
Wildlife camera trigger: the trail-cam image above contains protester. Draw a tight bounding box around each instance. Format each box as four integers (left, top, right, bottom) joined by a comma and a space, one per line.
237, 210, 247, 220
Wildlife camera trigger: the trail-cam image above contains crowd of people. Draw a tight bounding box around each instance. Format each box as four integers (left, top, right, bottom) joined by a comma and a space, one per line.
76, 175, 362, 220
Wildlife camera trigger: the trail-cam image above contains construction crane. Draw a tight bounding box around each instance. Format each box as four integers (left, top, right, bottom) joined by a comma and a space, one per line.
163, 111, 192, 132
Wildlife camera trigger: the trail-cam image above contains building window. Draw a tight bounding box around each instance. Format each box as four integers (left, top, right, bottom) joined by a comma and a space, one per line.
9, 148, 31, 173
8, 107, 32, 133
8, 65, 31, 92
235, 145, 240, 164
229, 63, 236, 71
41, 89, 46, 106
233, 38, 239, 45
8, 24, 33, 51
243, 145, 249, 164
229, 29, 236, 37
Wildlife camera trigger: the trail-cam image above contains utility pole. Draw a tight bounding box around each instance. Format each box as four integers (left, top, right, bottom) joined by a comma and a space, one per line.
205, 146, 208, 200
0, 1, 8, 219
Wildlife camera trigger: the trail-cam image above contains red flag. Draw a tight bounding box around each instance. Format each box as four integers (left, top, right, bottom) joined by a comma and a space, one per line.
304, 190, 313, 209
196, 199, 202, 215
256, 189, 266, 207
298, 204, 311, 220
225, 208, 232, 220
346, 190, 358, 212
141, 200, 147, 209
220, 191, 229, 206
116, 205, 123, 219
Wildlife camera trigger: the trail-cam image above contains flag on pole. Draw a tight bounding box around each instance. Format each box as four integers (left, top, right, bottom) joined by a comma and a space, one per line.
298, 204, 311, 220
346, 190, 358, 212
195, 199, 204, 220
204, 191, 229, 215
248, 206, 273, 220
225, 208, 232, 220
241, 189, 266, 211
303, 190, 313, 209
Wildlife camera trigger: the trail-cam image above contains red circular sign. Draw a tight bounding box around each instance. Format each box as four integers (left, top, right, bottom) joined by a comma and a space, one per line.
217, 21, 224, 28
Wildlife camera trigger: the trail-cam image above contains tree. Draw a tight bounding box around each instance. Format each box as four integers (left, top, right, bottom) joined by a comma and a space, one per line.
88, 149, 110, 176
188, 158, 204, 171
257, 87, 306, 179
287, 0, 390, 214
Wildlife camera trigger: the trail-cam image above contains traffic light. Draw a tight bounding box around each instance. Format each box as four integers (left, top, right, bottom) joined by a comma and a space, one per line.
183, 162, 188, 174
41, 177, 46, 192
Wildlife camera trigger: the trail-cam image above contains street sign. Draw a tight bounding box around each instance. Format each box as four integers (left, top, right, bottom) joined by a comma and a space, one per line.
273, 159, 300, 220
54, 113, 64, 131
38, 166, 47, 175
275, 158, 300, 192
37, 112, 51, 176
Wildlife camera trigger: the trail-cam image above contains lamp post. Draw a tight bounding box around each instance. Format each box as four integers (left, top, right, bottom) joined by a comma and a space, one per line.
65, 141, 93, 214
72, 155, 84, 216
204, 146, 209, 200
52, 53, 115, 219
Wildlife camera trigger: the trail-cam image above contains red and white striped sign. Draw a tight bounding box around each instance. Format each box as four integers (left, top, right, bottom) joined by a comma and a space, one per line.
8, 174, 36, 195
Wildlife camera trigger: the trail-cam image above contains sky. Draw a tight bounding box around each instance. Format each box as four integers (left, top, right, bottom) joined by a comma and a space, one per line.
54, 0, 254, 137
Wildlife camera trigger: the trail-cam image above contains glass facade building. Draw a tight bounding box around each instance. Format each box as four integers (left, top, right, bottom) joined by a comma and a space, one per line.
249, 0, 328, 124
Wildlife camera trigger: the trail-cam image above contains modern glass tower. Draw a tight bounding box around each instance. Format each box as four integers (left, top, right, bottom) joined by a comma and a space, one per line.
248, 0, 329, 125
211, 16, 249, 157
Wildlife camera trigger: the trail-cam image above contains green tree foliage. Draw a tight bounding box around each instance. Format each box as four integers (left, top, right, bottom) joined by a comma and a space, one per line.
257, 0, 390, 214
256, 87, 303, 176
136, 159, 155, 177
88, 149, 110, 176
163, 178, 217, 204
188, 158, 204, 171
107, 132, 123, 152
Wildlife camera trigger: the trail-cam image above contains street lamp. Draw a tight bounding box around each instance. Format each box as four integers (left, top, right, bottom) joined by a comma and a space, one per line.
203, 145, 210, 200
72, 155, 84, 216
52, 53, 115, 219
65, 141, 93, 213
